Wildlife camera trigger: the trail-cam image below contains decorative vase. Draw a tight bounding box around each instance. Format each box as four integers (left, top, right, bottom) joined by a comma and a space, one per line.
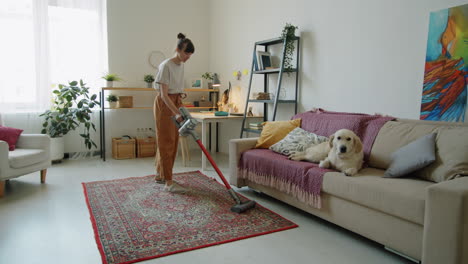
50, 136, 65, 161
107, 81, 113, 87
109, 101, 118, 109
146, 82, 153, 88
207, 82, 213, 89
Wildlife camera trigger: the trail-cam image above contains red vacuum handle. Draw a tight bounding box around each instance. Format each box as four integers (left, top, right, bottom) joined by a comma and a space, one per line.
196, 140, 232, 190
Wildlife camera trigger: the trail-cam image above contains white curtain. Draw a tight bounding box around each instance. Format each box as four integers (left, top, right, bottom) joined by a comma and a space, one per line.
0, 0, 107, 114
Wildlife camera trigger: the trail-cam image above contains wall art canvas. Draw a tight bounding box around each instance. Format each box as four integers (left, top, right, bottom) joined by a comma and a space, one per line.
421, 4, 468, 122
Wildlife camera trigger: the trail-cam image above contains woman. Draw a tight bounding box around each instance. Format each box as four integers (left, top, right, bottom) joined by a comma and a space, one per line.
154, 33, 194, 193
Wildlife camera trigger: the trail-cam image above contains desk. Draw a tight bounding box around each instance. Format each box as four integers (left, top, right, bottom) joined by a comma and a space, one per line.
190, 113, 262, 171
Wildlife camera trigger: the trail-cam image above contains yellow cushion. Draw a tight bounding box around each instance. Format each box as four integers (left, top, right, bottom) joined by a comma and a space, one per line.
255, 119, 301, 148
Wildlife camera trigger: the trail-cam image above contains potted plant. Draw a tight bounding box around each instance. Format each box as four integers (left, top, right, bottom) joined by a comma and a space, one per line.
106, 94, 118, 109
102, 73, 122, 87
280, 23, 298, 75
144, 74, 155, 88
202, 72, 214, 89
40, 80, 100, 161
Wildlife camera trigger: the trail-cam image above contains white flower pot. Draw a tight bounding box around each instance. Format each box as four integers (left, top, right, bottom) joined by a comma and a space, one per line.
107, 81, 113, 87
50, 136, 65, 161
109, 101, 118, 109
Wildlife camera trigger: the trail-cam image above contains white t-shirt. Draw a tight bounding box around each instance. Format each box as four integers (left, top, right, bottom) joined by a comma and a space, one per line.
155, 58, 184, 94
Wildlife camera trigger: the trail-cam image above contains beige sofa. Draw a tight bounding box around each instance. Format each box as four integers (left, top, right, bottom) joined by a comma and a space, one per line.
229, 118, 468, 264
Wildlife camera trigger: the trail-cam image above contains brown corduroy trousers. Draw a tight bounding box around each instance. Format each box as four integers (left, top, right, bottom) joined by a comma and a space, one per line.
153, 93, 182, 182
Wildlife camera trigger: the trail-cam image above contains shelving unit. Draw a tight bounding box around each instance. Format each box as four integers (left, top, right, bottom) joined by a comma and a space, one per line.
240, 36, 300, 138
99, 87, 219, 161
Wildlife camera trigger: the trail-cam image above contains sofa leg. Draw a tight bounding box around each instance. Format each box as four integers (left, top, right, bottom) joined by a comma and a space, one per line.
0, 180, 5, 197
40, 169, 47, 183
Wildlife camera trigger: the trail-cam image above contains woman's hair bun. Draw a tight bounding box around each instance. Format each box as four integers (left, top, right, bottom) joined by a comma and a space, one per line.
177, 33, 186, 39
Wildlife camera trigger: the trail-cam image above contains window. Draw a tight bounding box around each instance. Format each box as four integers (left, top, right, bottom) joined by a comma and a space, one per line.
0, 0, 107, 113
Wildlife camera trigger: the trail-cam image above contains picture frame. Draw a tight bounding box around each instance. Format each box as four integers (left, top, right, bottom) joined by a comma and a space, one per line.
190, 78, 203, 89
256, 51, 272, 70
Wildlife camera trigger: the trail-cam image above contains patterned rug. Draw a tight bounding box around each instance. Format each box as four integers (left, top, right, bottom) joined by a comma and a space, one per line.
83, 171, 298, 264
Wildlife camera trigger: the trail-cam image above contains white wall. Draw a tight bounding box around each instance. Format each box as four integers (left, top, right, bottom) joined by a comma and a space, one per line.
7, 0, 466, 156
103, 0, 211, 155
209, 0, 468, 153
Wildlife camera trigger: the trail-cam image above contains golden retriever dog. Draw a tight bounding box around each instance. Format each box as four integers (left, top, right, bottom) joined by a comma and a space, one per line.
288, 129, 364, 176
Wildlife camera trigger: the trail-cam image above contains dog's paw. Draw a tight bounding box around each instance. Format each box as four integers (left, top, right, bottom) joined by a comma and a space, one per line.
288, 152, 302, 161
319, 159, 330, 168
344, 168, 358, 176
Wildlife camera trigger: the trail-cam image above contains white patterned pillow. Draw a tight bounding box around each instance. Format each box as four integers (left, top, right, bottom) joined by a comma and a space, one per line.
269, 127, 328, 155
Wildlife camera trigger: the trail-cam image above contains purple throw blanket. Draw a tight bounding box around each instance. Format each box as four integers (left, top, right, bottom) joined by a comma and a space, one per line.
239, 109, 394, 209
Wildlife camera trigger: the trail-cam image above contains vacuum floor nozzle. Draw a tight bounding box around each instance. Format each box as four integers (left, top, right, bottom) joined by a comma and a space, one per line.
230, 200, 257, 213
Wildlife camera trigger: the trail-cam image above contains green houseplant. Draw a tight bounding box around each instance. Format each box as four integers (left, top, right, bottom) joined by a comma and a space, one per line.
280, 23, 298, 75
106, 94, 118, 109
144, 74, 155, 88
202, 72, 214, 89
102, 73, 122, 87
40, 80, 101, 152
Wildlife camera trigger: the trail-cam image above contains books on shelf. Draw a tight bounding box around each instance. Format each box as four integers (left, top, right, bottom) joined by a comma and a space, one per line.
249, 122, 263, 130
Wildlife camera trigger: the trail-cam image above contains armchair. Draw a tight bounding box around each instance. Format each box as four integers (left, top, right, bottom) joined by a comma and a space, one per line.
0, 114, 51, 197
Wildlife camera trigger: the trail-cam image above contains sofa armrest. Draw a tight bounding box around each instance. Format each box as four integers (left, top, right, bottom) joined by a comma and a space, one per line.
423, 177, 468, 264
228, 137, 258, 187
16, 134, 51, 150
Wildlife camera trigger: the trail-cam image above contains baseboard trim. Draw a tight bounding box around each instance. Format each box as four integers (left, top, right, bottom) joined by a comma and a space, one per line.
385, 246, 420, 263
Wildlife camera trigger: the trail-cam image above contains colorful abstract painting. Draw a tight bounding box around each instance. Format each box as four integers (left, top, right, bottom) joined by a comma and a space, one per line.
421, 4, 468, 122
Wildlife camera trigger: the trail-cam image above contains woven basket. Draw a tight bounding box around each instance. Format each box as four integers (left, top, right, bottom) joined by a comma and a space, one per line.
118, 96, 133, 108
112, 138, 136, 159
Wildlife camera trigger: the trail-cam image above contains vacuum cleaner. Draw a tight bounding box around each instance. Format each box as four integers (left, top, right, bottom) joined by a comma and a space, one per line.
173, 107, 256, 213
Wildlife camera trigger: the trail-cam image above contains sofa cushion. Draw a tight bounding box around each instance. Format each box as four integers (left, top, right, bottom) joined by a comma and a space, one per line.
415, 126, 468, 182
9, 148, 47, 168
269, 127, 328, 155
0, 126, 24, 151
322, 168, 432, 225
369, 120, 468, 182
384, 133, 436, 178
255, 119, 301, 148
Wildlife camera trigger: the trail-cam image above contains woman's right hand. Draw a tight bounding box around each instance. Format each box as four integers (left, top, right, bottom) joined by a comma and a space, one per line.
175, 114, 184, 123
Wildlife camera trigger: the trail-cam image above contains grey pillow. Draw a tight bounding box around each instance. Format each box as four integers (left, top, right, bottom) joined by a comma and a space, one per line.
384, 133, 436, 178
269, 127, 328, 156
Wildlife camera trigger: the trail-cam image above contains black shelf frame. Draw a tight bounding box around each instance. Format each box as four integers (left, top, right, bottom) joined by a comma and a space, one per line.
240, 36, 300, 137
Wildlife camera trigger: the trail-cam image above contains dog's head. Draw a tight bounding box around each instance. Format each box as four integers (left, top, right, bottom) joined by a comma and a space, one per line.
328, 129, 363, 156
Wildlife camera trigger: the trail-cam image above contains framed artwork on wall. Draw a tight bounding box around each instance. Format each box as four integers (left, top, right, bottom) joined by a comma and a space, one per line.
190, 78, 203, 89
420, 4, 468, 122
256, 51, 272, 70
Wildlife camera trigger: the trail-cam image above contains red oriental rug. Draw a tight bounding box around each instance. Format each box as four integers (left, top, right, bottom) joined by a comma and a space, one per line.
83, 171, 298, 264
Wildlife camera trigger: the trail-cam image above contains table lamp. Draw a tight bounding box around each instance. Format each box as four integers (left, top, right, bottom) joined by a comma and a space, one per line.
213, 73, 221, 88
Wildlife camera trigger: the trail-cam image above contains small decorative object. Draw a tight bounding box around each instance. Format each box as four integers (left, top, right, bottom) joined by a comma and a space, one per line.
118, 96, 133, 108
191, 78, 203, 89
143, 74, 155, 88
255, 92, 271, 100
148, 50, 166, 71
106, 94, 119, 109
102, 73, 122, 87
279, 88, 287, 99
232, 69, 249, 80
280, 23, 298, 75
256, 51, 272, 70
201, 72, 214, 89
247, 106, 254, 117
40, 80, 100, 152
214, 111, 228, 116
